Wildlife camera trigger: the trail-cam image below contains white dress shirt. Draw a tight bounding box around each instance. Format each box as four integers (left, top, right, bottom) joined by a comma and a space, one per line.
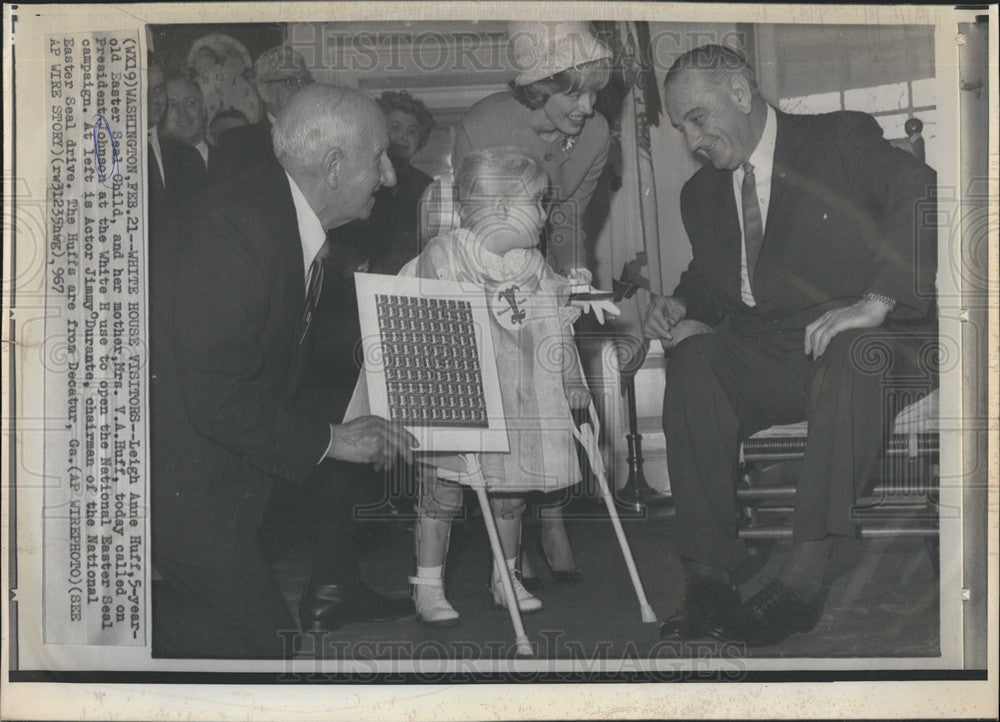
732, 105, 777, 307
148, 126, 165, 185
285, 172, 328, 284
195, 139, 210, 168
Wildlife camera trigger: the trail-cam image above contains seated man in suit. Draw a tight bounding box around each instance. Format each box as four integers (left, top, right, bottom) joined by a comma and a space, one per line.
643, 45, 936, 647
210, 45, 314, 180
150, 84, 416, 659
147, 63, 204, 226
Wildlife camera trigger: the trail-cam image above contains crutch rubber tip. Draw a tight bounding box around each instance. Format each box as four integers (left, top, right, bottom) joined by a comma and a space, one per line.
515, 638, 534, 657
640, 605, 658, 623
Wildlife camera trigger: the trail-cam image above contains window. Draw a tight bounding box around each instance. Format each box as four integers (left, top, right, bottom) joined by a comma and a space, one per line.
780, 79, 937, 167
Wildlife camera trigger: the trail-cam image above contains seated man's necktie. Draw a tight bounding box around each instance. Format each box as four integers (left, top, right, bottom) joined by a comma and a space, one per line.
741, 162, 765, 286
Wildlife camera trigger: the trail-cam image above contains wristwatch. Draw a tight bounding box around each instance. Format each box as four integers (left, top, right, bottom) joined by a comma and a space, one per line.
862, 292, 898, 313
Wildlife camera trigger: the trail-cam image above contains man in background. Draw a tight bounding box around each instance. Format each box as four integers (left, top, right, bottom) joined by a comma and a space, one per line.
210, 44, 314, 180
147, 63, 204, 226
161, 76, 212, 172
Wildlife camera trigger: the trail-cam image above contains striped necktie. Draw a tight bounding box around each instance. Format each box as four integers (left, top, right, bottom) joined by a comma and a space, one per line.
741, 162, 765, 286
299, 240, 331, 347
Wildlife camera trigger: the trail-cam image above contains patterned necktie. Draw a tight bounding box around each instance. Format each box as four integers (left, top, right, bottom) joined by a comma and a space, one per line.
741, 162, 765, 286
299, 240, 331, 347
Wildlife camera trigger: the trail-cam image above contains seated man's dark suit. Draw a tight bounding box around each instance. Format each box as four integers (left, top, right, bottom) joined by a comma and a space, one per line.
665, 109, 936, 573
150, 168, 332, 658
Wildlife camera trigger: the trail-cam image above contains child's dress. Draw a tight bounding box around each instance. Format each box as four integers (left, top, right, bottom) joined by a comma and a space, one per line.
404, 228, 586, 492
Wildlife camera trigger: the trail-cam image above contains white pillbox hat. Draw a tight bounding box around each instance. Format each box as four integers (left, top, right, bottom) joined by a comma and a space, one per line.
509, 21, 613, 86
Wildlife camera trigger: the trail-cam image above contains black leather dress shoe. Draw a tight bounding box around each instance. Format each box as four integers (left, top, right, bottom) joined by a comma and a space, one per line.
659, 576, 741, 641
736, 580, 824, 647
299, 583, 415, 632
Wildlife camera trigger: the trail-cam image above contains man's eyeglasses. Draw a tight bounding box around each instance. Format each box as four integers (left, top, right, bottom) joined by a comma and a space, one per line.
261, 76, 313, 88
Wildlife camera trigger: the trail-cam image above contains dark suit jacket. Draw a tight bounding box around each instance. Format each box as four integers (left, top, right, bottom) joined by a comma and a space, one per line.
209, 119, 278, 182
150, 168, 330, 565
673, 110, 937, 331
149, 135, 205, 227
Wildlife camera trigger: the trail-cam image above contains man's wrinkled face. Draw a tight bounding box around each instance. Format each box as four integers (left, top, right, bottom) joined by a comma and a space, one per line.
339, 115, 396, 222
665, 70, 753, 171
163, 79, 208, 147
148, 66, 167, 129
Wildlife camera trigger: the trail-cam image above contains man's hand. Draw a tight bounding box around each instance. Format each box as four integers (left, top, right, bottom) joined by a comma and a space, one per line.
643, 295, 687, 341
327, 416, 419, 470
660, 319, 715, 350
803, 296, 892, 359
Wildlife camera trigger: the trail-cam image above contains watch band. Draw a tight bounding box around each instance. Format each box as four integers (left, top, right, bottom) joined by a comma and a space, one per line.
862, 292, 898, 312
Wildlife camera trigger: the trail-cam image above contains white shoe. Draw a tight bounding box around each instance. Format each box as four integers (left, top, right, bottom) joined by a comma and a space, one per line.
410, 575, 460, 627
490, 569, 543, 613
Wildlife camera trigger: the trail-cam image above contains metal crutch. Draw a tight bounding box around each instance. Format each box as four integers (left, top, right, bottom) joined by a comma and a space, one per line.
571, 405, 658, 623
460, 453, 534, 657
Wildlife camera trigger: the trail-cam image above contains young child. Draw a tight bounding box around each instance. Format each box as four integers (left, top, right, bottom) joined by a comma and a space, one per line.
405, 146, 594, 626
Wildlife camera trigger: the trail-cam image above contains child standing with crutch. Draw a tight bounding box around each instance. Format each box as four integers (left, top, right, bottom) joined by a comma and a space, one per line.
404, 147, 594, 628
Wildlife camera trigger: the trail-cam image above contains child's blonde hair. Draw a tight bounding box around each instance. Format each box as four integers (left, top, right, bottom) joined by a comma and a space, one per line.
454, 146, 548, 210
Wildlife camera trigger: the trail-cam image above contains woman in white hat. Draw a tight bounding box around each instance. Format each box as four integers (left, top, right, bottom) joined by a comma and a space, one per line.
452, 21, 613, 275
449, 21, 614, 589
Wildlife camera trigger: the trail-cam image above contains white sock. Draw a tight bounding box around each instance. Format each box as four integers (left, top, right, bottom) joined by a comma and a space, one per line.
416, 565, 443, 580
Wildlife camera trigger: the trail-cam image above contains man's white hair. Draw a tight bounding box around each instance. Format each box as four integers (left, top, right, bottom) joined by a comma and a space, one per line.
271, 83, 374, 176
254, 45, 309, 85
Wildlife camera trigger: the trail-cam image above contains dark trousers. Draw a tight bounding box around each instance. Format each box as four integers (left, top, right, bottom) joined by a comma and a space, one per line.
152, 542, 295, 659
151, 460, 375, 659
303, 458, 374, 585
663, 319, 931, 574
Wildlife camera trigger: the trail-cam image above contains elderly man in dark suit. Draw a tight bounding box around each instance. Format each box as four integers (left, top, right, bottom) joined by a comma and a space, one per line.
150, 84, 416, 658
643, 45, 936, 647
